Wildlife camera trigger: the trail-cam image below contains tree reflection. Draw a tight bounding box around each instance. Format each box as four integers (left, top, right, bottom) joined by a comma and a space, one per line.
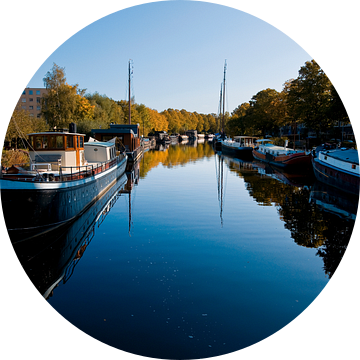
140, 142, 214, 178
222, 155, 356, 278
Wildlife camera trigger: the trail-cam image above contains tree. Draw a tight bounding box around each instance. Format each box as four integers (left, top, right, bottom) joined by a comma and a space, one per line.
286, 60, 333, 138
5, 108, 48, 148
247, 89, 287, 136
42, 63, 94, 129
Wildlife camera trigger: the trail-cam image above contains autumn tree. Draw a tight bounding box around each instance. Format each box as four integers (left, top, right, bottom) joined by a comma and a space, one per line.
5, 108, 48, 148
42, 63, 94, 129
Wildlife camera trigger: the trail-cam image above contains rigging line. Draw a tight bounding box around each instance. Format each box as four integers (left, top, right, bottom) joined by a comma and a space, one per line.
12, 117, 29, 151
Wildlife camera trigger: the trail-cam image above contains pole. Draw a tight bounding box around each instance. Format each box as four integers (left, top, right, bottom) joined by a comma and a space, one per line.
222, 60, 227, 138
128, 60, 131, 125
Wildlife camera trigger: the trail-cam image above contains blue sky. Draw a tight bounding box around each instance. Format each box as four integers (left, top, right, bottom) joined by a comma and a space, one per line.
26, 1, 310, 115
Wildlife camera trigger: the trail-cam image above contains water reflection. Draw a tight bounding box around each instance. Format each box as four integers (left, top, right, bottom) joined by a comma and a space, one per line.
217, 152, 357, 278
12, 173, 128, 298
6, 141, 358, 359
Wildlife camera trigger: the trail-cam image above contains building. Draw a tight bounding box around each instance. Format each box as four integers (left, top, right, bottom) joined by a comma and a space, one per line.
16, 88, 47, 118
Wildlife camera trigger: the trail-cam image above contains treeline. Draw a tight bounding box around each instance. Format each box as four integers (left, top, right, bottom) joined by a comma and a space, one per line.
5, 60, 349, 148
226, 59, 349, 139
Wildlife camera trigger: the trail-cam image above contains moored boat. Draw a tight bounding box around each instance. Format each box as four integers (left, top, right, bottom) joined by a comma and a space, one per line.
312, 147, 359, 195
179, 134, 189, 142
0, 129, 127, 238
221, 136, 258, 159
252, 139, 312, 169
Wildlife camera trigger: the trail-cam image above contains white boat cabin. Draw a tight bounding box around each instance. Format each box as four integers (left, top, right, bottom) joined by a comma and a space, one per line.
84, 138, 117, 165
27, 132, 118, 174
224, 136, 258, 148
256, 139, 305, 156
28, 131, 86, 171
318, 148, 359, 176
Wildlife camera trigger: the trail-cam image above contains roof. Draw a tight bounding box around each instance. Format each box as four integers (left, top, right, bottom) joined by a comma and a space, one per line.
91, 123, 140, 136
91, 128, 135, 135
84, 141, 115, 148
27, 131, 85, 136
324, 148, 359, 164
234, 136, 258, 139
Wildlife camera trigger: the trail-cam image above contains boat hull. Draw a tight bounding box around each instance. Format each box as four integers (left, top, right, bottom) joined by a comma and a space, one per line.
312, 156, 360, 195
0, 156, 127, 240
221, 144, 253, 159
252, 149, 312, 169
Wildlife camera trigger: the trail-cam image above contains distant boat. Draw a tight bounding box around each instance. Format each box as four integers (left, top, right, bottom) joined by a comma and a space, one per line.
312, 147, 359, 195
221, 136, 258, 159
179, 134, 189, 142
252, 139, 312, 169
170, 134, 179, 142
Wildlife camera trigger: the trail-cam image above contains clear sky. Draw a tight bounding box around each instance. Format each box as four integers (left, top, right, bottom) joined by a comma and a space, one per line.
26, 1, 310, 115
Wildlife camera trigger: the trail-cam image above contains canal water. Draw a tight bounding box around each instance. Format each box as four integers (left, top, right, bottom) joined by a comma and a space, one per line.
12, 141, 357, 359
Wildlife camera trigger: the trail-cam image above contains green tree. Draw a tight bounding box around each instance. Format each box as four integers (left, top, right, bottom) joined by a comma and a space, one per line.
247, 89, 286, 136
286, 60, 333, 138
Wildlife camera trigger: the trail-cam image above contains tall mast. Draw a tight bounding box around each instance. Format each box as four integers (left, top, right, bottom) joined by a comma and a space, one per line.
128, 60, 131, 125
222, 60, 227, 135
219, 83, 223, 133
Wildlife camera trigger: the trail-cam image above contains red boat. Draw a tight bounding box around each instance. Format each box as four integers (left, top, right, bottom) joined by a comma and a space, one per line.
252, 139, 312, 169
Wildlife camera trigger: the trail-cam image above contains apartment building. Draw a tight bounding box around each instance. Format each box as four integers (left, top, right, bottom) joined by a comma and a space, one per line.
16, 87, 48, 118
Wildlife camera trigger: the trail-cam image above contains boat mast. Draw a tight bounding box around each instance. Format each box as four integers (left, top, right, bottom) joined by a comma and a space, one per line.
219, 83, 223, 133
222, 60, 227, 136
128, 60, 132, 125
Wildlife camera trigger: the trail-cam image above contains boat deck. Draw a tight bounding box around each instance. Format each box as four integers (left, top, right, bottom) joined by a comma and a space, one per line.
323, 148, 359, 164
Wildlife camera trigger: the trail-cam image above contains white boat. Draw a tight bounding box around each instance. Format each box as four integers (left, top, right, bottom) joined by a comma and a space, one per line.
312, 147, 359, 195
0, 128, 127, 238
179, 134, 189, 142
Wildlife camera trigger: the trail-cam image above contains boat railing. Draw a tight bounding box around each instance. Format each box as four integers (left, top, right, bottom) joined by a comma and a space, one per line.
2, 153, 126, 182
59, 156, 122, 182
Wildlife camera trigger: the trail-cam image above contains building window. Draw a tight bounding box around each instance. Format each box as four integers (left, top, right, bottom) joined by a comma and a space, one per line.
36, 97, 41, 103
21, 106, 26, 110
29, 90, 33, 95
29, 98, 33, 102
36, 90, 40, 95
22, 98, 26, 103
29, 113, 34, 117
37, 106, 41, 111
37, 114, 41, 118
22, 90, 26, 95
29, 106, 33, 110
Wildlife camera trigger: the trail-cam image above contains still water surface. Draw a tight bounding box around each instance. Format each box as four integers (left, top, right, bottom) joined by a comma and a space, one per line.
15, 141, 356, 359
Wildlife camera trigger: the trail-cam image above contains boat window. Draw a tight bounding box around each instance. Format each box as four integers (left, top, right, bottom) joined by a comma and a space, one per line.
352, 164, 357, 170
49, 136, 55, 149
67, 135, 74, 149
34, 136, 48, 149
79, 136, 84, 148
56, 136, 64, 149
35, 136, 42, 149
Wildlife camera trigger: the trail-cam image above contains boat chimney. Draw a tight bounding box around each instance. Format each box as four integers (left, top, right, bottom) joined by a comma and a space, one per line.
69, 122, 77, 134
